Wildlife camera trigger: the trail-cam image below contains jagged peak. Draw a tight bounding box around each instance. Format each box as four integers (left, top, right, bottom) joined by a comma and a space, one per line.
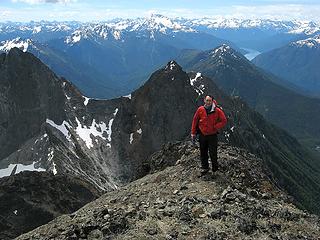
164, 60, 182, 72
0, 37, 33, 53
208, 44, 245, 61
210, 44, 234, 55
64, 24, 121, 45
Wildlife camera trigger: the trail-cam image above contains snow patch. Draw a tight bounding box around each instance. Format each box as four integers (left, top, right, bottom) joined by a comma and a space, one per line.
169, 61, 175, 70
106, 108, 119, 144
190, 72, 202, 86
33, 26, 42, 34
212, 44, 231, 55
47, 149, 54, 161
137, 128, 142, 135
123, 94, 131, 99
46, 119, 72, 141
113, 30, 121, 40
75, 117, 106, 149
52, 161, 57, 175
0, 162, 46, 178
83, 96, 90, 106
65, 30, 82, 45
165, 60, 177, 71
129, 133, 134, 144
75, 108, 118, 149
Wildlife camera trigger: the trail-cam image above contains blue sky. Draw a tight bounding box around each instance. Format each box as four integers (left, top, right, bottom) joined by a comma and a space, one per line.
1, 0, 320, 22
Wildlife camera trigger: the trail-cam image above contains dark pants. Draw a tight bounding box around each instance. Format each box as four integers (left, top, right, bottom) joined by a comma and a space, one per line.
199, 133, 218, 171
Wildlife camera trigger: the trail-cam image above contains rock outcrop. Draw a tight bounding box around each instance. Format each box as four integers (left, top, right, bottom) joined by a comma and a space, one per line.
16, 142, 320, 240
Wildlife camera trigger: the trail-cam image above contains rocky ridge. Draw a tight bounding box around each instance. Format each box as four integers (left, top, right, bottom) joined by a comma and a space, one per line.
17, 141, 320, 240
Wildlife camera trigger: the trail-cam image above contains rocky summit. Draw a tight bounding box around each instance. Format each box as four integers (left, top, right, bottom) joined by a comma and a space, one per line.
17, 141, 320, 240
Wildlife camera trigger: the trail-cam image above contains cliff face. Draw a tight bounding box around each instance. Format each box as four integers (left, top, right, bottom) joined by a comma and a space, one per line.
0, 171, 98, 240
16, 141, 320, 240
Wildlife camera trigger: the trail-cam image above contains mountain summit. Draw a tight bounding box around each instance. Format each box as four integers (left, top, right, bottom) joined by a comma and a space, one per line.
16, 141, 320, 240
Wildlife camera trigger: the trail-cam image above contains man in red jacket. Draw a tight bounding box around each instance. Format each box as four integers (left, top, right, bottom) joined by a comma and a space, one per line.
191, 95, 227, 175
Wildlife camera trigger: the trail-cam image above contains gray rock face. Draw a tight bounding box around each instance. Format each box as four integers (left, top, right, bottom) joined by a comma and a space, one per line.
16, 142, 320, 240
0, 171, 98, 240
0, 53, 206, 192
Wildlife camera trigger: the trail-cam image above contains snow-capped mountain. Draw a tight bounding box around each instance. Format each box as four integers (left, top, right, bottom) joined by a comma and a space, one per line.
62, 14, 225, 47
1, 16, 319, 99
63, 24, 123, 45
0, 37, 31, 52
106, 14, 195, 36
2, 17, 319, 44
291, 34, 320, 48
177, 17, 320, 52
0, 16, 239, 99
208, 44, 247, 61
253, 34, 320, 97
180, 18, 320, 34
0, 21, 79, 42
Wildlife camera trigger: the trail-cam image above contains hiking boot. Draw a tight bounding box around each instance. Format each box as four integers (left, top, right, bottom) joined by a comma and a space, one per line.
212, 163, 219, 172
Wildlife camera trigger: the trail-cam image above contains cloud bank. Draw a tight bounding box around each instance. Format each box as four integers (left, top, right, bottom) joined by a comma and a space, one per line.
12, 0, 77, 4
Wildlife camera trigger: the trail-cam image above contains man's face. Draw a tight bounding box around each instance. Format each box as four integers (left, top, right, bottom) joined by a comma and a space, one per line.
204, 96, 213, 107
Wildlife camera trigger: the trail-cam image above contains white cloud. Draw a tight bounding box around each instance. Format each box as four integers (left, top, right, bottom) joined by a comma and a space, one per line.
2, 3, 320, 23
149, 4, 320, 23
229, 4, 320, 21
12, 0, 77, 4
0, 10, 11, 18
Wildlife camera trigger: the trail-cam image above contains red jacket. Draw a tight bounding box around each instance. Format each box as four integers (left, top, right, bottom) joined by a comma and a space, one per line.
191, 105, 227, 136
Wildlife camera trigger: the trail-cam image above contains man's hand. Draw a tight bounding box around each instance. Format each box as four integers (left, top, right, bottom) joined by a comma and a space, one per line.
191, 134, 196, 142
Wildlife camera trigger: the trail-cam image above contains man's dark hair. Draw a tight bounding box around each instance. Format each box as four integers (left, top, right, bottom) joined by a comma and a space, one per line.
205, 95, 214, 100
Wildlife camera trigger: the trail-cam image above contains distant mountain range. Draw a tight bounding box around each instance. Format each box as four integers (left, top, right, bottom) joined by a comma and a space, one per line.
179, 18, 320, 52
1, 15, 319, 98
0, 15, 237, 99
252, 35, 320, 98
